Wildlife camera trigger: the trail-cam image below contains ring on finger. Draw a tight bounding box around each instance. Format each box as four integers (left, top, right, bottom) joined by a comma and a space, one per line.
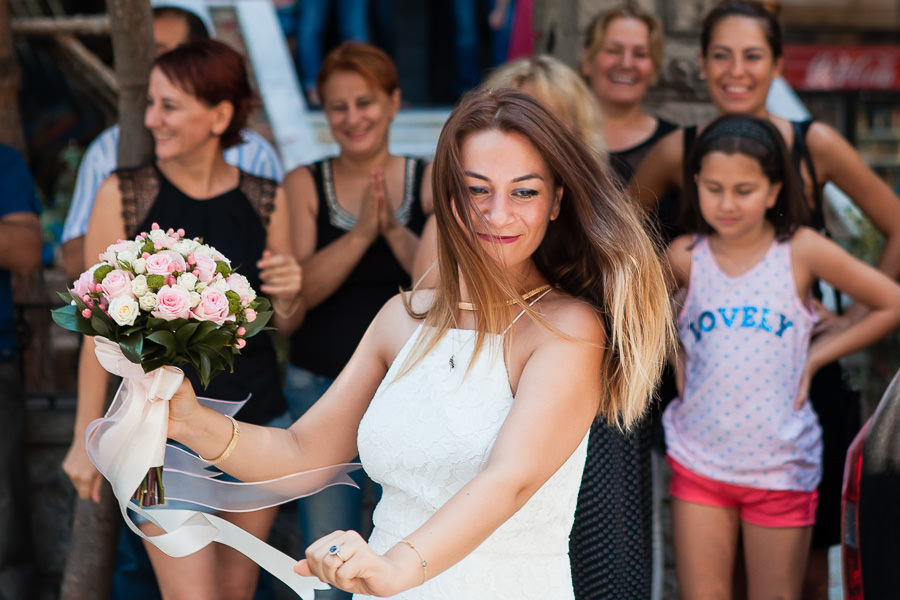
328, 544, 346, 563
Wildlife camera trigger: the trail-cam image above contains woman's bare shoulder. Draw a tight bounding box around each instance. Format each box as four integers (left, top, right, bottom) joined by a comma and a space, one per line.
535, 292, 605, 345
282, 165, 318, 207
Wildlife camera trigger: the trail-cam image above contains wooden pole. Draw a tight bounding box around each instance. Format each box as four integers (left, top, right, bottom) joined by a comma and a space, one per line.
0, 0, 27, 152
108, 0, 154, 168
11, 14, 111, 36
60, 2, 154, 598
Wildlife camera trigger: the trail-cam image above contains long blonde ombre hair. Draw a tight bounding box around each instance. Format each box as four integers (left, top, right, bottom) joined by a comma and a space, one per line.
406, 89, 672, 430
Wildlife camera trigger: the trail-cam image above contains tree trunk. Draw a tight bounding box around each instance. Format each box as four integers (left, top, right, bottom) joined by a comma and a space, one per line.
0, 0, 26, 152
59, 2, 154, 598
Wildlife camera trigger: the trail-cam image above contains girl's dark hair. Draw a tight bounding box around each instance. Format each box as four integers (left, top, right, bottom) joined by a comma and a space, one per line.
154, 39, 256, 149
681, 114, 809, 240
701, 0, 783, 59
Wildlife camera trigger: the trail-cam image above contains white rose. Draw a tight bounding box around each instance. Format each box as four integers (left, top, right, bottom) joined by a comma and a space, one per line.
177, 272, 198, 291
131, 274, 149, 297
213, 279, 230, 293
189, 291, 202, 308
173, 239, 200, 257
194, 281, 207, 292
148, 228, 168, 241
138, 292, 157, 312
192, 245, 212, 258
109, 295, 140, 326
117, 249, 138, 266
133, 258, 147, 274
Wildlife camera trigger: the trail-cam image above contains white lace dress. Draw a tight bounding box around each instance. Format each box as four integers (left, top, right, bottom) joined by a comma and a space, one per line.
355, 324, 589, 599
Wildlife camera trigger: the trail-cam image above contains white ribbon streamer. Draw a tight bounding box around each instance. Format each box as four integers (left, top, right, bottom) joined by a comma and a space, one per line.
86, 337, 355, 597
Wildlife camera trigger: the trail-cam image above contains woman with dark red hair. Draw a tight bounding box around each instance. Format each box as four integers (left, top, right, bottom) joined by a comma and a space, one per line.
64, 39, 302, 600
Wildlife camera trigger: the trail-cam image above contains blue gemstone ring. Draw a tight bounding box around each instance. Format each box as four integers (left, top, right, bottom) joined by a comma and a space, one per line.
328, 544, 346, 562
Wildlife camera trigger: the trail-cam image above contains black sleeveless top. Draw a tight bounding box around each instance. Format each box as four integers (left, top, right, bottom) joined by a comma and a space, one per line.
117, 163, 287, 425
609, 118, 677, 186
289, 157, 428, 379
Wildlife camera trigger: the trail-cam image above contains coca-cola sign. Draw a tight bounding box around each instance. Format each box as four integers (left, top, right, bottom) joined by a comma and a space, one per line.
783, 45, 900, 91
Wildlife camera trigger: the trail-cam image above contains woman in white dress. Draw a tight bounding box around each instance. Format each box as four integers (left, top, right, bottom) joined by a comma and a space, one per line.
163, 89, 673, 598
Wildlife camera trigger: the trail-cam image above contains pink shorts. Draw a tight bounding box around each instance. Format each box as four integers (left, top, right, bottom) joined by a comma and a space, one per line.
667, 455, 818, 528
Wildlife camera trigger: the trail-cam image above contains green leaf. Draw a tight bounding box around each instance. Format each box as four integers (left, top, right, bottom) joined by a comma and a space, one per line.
118, 332, 144, 364
90, 311, 113, 338
190, 320, 218, 343
57, 290, 76, 303
175, 321, 200, 350
146, 330, 176, 353
198, 352, 213, 388
142, 239, 155, 255
93, 264, 114, 283
141, 355, 169, 374
225, 290, 242, 315
146, 274, 166, 288
242, 309, 272, 338
51, 305, 82, 333
214, 260, 232, 277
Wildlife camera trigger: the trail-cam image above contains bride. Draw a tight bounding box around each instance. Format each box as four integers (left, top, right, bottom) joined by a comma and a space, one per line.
164, 89, 672, 598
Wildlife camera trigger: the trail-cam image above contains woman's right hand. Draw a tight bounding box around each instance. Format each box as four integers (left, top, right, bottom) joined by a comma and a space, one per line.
62, 437, 103, 502
166, 377, 201, 439
352, 170, 383, 245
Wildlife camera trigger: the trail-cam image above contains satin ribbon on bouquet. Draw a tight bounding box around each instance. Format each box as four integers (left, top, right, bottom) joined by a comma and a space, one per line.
86, 336, 359, 598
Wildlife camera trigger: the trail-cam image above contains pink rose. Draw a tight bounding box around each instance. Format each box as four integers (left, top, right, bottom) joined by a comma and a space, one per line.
209, 247, 228, 263
73, 269, 94, 297
151, 285, 192, 321
102, 240, 134, 263
145, 251, 186, 276
190, 288, 229, 324
101, 270, 134, 299
226, 274, 253, 305
193, 254, 218, 283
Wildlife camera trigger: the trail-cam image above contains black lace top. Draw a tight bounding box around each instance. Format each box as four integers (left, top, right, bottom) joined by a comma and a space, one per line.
117, 163, 286, 425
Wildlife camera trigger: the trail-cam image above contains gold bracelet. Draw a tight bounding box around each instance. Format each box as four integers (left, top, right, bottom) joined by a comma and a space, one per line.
399, 539, 427, 585
200, 414, 240, 465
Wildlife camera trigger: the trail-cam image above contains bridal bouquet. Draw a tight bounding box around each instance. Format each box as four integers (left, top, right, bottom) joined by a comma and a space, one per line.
52, 223, 272, 505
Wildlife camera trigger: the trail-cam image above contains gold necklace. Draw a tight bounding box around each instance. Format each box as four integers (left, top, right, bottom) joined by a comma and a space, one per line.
456, 284, 552, 311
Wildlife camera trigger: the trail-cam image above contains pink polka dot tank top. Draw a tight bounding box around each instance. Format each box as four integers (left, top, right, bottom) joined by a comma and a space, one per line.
663, 236, 822, 491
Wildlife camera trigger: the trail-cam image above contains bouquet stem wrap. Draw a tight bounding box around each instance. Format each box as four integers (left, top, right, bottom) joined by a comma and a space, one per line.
88, 337, 357, 598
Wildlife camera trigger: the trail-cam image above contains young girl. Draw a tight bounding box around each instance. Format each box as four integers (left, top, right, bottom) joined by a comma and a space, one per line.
664, 114, 900, 600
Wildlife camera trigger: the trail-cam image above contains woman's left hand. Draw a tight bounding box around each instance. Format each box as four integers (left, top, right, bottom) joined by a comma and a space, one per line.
810, 298, 863, 339
257, 250, 302, 300
373, 169, 400, 237
295, 530, 406, 597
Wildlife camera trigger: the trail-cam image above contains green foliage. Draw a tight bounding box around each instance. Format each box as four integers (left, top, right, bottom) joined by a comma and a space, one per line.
51, 289, 270, 389
215, 260, 232, 277
225, 290, 242, 315
93, 264, 114, 283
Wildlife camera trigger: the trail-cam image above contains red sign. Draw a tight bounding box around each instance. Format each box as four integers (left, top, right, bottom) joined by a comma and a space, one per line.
783, 45, 900, 91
